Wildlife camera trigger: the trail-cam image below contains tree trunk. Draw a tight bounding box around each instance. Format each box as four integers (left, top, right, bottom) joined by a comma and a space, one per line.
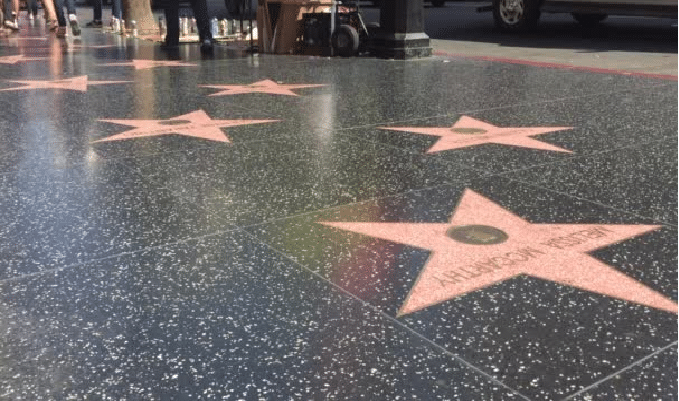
123, 0, 157, 33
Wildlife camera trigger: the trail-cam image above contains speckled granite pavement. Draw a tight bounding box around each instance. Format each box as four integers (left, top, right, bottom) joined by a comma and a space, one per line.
0, 15, 676, 401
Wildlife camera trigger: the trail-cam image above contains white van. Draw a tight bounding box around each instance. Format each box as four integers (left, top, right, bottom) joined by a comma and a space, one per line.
492, 0, 677, 31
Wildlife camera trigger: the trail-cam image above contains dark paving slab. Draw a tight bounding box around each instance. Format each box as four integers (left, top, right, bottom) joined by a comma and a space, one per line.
116, 136, 483, 227
0, 159, 237, 279
0, 231, 524, 400
569, 345, 678, 401
505, 139, 678, 225
245, 178, 677, 400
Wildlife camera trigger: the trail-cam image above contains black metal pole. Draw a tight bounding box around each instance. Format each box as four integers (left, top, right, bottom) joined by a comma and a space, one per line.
372, 0, 431, 59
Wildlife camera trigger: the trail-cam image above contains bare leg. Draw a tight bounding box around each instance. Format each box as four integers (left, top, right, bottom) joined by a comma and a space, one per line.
42, 0, 57, 28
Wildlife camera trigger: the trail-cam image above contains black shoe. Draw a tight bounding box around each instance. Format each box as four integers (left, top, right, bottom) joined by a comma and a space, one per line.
85, 20, 103, 27
200, 39, 214, 55
160, 40, 179, 50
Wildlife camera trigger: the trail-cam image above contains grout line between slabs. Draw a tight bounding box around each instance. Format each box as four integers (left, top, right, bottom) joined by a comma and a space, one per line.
238, 228, 536, 401
561, 341, 678, 400
503, 175, 677, 227
332, 82, 670, 133
470, 138, 673, 174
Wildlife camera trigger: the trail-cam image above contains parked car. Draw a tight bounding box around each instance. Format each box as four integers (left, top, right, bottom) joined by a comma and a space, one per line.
491, 0, 677, 31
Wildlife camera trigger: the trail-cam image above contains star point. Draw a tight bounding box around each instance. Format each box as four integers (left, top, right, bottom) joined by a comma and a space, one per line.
379, 116, 573, 154
199, 79, 327, 96
320, 189, 675, 315
92, 109, 280, 143
0, 54, 48, 64
0, 75, 130, 92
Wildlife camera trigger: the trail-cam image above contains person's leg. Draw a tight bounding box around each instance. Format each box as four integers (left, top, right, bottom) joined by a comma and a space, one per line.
27, 0, 38, 18
3, 0, 17, 30
64, 0, 80, 34
41, 0, 58, 29
87, 0, 102, 25
63, 0, 74, 15
52, 0, 66, 36
189, 0, 211, 42
163, 1, 179, 46
3, 0, 11, 21
111, 0, 121, 19
189, 0, 213, 53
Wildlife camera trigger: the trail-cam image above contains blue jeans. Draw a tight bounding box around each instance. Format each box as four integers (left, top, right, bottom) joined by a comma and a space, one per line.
4, 0, 14, 21
164, 0, 212, 44
93, 0, 121, 20
27, 0, 38, 16
53, 0, 76, 26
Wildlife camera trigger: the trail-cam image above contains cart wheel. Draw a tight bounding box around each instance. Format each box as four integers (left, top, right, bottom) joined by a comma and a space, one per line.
492, 0, 540, 32
332, 24, 360, 57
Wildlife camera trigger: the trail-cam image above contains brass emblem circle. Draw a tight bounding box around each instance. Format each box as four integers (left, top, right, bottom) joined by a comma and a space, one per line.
446, 225, 508, 245
159, 120, 191, 125
451, 128, 487, 135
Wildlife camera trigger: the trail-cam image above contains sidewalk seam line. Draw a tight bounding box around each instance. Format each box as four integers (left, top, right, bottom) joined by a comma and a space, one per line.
561, 341, 678, 400
239, 228, 536, 401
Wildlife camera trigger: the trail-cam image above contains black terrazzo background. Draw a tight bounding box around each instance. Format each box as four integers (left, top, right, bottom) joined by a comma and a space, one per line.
0, 17, 675, 400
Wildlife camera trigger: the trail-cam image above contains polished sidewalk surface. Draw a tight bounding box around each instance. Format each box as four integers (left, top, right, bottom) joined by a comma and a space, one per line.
0, 17, 676, 400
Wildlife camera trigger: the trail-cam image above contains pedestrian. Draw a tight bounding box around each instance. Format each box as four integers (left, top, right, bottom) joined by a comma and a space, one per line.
162, 0, 213, 54
53, 0, 80, 38
85, 0, 122, 29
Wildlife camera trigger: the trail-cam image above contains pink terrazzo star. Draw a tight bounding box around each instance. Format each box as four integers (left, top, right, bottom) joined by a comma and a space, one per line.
199, 79, 327, 96
0, 55, 48, 64
7, 36, 48, 40
321, 189, 676, 315
379, 116, 573, 153
0, 75, 130, 92
93, 109, 280, 143
67, 45, 118, 49
99, 59, 198, 70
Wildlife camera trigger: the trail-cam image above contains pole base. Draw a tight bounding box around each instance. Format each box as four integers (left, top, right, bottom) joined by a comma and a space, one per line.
370, 32, 432, 60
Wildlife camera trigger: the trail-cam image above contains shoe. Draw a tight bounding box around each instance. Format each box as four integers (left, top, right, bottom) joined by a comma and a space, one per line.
160, 40, 179, 50
68, 14, 80, 35
85, 20, 102, 28
3, 19, 18, 31
111, 17, 120, 33
28, 13, 34, 21
200, 39, 213, 55
55, 26, 66, 38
